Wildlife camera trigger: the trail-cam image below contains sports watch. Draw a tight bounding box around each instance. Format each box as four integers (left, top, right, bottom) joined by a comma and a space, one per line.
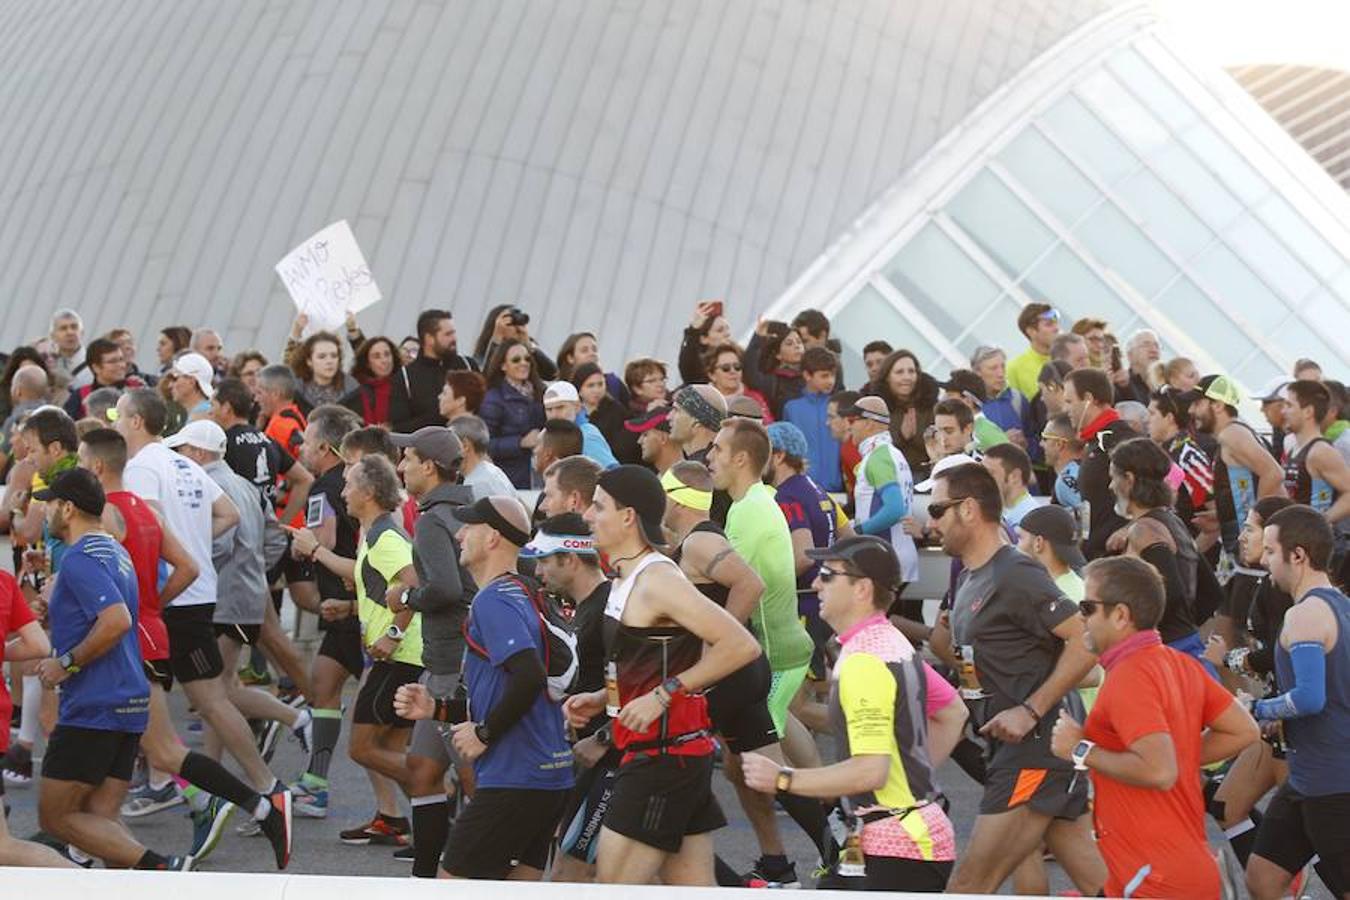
385, 624, 405, 642
775, 767, 795, 793
474, 723, 492, 746
57, 652, 80, 674
660, 676, 685, 698
1071, 739, 1096, 770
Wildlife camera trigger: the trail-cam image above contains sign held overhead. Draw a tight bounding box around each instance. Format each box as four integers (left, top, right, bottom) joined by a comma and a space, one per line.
275, 220, 381, 334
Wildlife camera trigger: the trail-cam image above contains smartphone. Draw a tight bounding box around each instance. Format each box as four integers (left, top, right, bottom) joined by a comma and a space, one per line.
706, 300, 724, 319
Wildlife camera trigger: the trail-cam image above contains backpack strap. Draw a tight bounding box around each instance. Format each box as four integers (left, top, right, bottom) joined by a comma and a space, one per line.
462, 574, 551, 670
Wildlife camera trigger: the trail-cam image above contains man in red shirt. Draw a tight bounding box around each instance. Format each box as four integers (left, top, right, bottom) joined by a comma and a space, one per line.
0, 568, 73, 867
1051, 556, 1258, 899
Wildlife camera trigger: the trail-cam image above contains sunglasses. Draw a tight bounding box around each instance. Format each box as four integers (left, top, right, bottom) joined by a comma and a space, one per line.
506, 355, 530, 364
818, 565, 859, 583
927, 496, 970, 519
1039, 309, 1061, 323
1078, 599, 1113, 617
1040, 432, 1069, 444
715, 363, 742, 373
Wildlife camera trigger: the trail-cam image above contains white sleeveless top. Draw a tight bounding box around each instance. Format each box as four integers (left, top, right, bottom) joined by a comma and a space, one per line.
605, 550, 678, 624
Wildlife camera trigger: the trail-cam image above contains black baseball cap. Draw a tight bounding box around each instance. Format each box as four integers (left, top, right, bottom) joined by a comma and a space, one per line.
805, 535, 901, 594
33, 467, 106, 518
624, 405, 672, 434
1019, 505, 1086, 570
597, 465, 667, 547
452, 496, 532, 547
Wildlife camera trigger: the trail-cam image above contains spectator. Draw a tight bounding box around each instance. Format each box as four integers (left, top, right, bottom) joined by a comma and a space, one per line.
449, 415, 518, 501
1070, 317, 1109, 369
192, 329, 226, 379
1049, 334, 1089, 373
1120, 329, 1162, 404
555, 332, 628, 405
480, 338, 547, 489
1292, 357, 1321, 381
622, 357, 669, 413
156, 326, 192, 378
398, 336, 419, 366
256, 364, 308, 461
397, 309, 478, 434
678, 300, 734, 384
970, 346, 1033, 453
1115, 401, 1148, 436
228, 351, 268, 402
439, 369, 487, 421
2, 360, 50, 461
168, 352, 217, 422
1, 347, 50, 420
64, 338, 145, 419
869, 349, 941, 474
744, 320, 805, 419
46, 308, 86, 391
84, 388, 121, 426
938, 370, 1010, 455
862, 340, 893, 386
704, 343, 773, 423
105, 328, 152, 385
982, 443, 1038, 530
532, 419, 584, 491
827, 390, 862, 498
288, 331, 358, 411
542, 381, 618, 470
340, 336, 412, 428
1064, 367, 1135, 559
782, 347, 842, 492
472, 304, 557, 380
1006, 303, 1060, 402
572, 362, 638, 465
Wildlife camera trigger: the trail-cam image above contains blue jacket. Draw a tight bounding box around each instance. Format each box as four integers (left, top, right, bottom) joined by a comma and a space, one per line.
982, 387, 1041, 468
783, 391, 842, 492
479, 383, 546, 489
576, 410, 620, 469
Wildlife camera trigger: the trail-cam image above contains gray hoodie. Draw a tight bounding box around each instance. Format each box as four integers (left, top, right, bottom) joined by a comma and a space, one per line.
405, 481, 477, 675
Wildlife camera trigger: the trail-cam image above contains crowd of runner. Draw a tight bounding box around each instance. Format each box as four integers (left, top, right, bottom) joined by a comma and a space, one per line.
0, 300, 1346, 897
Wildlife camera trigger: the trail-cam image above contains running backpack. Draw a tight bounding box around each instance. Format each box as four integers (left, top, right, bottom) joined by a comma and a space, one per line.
464, 574, 578, 703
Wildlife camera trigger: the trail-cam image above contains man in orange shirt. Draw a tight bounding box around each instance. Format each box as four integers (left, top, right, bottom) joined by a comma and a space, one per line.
1051, 556, 1258, 899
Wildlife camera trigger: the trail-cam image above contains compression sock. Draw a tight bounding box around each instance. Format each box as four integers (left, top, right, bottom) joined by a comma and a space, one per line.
182, 784, 210, 813
180, 751, 263, 814
135, 850, 170, 870
411, 794, 450, 879
778, 792, 836, 862
307, 708, 342, 780
1224, 811, 1261, 866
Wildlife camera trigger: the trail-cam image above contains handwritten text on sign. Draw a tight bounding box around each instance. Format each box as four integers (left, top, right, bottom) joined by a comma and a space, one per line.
275, 220, 381, 333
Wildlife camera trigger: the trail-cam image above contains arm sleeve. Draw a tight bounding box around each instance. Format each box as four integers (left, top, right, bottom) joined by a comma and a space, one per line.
482, 648, 547, 737
839, 653, 897, 755
1253, 643, 1327, 720
858, 482, 906, 535
404, 520, 465, 615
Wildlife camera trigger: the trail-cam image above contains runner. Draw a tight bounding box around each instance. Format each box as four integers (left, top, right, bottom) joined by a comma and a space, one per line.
1146, 386, 1213, 533
395, 496, 574, 880
742, 536, 959, 892
1281, 380, 1350, 578
1062, 368, 1136, 560
1246, 505, 1350, 900
928, 462, 1105, 895
564, 465, 761, 885
1050, 556, 1258, 899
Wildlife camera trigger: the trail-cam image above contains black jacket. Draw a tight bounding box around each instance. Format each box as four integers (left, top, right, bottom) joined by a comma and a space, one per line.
1079, 417, 1138, 560
393, 352, 476, 433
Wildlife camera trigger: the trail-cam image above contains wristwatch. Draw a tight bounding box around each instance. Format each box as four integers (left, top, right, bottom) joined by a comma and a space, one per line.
660, 676, 685, 699
385, 624, 405, 642
474, 723, 492, 746
57, 652, 80, 674
1071, 739, 1096, 770
775, 767, 795, 793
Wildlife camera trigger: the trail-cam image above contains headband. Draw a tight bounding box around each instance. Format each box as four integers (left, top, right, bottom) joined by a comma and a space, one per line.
520, 532, 596, 558
674, 388, 726, 432
660, 467, 712, 512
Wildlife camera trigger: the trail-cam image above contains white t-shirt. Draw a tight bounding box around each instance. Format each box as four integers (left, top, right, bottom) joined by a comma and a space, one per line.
464, 460, 519, 501
124, 441, 227, 608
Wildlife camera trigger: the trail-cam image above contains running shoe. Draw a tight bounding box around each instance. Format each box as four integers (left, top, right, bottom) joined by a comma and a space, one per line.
189, 796, 236, 862
165, 854, 196, 871
339, 814, 410, 846
290, 780, 328, 819
392, 846, 415, 863
256, 720, 282, 763
236, 817, 262, 837
238, 665, 272, 686
2, 748, 32, 787
258, 787, 293, 870
742, 857, 801, 889
121, 781, 183, 817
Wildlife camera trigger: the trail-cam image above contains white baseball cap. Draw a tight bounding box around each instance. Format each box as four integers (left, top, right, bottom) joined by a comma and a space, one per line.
543, 381, 580, 407
164, 419, 227, 455
915, 452, 979, 493
171, 352, 216, 399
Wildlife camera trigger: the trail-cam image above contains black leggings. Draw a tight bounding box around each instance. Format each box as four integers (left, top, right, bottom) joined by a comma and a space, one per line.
864, 856, 952, 892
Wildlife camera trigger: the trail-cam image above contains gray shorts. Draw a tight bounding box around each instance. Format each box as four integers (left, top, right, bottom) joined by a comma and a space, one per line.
409, 671, 462, 765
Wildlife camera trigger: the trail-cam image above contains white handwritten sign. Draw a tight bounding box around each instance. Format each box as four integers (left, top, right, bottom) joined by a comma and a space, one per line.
275, 220, 381, 334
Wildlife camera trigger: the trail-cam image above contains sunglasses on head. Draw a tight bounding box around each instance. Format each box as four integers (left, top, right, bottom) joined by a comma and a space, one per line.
927, 496, 970, 519
1039, 309, 1061, 323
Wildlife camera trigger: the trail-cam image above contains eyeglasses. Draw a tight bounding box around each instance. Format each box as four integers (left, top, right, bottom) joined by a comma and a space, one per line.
715, 363, 742, 373
818, 565, 860, 583
1078, 599, 1114, 617
926, 496, 970, 520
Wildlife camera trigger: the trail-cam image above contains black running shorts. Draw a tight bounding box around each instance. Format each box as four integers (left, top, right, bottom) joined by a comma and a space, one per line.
980, 765, 1088, 819
705, 654, 778, 754
353, 660, 423, 728
1252, 784, 1349, 896
164, 604, 224, 684
42, 725, 140, 785
442, 787, 568, 878
318, 627, 365, 678
603, 753, 726, 852
213, 622, 262, 645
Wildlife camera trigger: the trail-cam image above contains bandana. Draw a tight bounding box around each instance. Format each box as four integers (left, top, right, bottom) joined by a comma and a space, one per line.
674, 387, 726, 432
660, 467, 712, 511
1099, 628, 1162, 672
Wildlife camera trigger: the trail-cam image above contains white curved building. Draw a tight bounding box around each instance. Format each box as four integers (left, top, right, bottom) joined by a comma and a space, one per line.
0, 0, 1346, 391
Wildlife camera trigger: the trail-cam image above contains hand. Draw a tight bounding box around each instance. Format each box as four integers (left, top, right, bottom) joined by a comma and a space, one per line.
369, 635, 398, 661
286, 526, 318, 559
1006, 427, 1027, 450
1050, 710, 1084, 762
385, 583, 409, 613
393, 683, 434, 721
979, 703, 1039, 744
1260, 720, 1282, 739
572, 734, 607, 769
35, 657, 70, 688
899, 407, 918, 440
290, 313, 309, 339
344, 310, 359, 333
1105, 526, 1129, 554
739, 752, 781, 794
451, 721, 488, 763
689, 301, 713, 329
900, 516, 925, 539
563, 691, 606, 729
754, 318, 770, 337
1204, 634, 1229, 667
520, 429, 542, 450
319, 599, 350, 622
618, 690, 667, 733
21, 548, 49, 577
1235, 690, 1258, 719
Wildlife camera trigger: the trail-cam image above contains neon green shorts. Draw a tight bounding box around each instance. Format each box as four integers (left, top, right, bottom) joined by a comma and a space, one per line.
766, 664, 810, 738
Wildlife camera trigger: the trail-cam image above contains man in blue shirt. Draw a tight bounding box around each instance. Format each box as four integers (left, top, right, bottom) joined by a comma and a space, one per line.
544, 380, 619, 469
396, 496, 574, 879
782, 347, 842, 492
33, 468, 190, 871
